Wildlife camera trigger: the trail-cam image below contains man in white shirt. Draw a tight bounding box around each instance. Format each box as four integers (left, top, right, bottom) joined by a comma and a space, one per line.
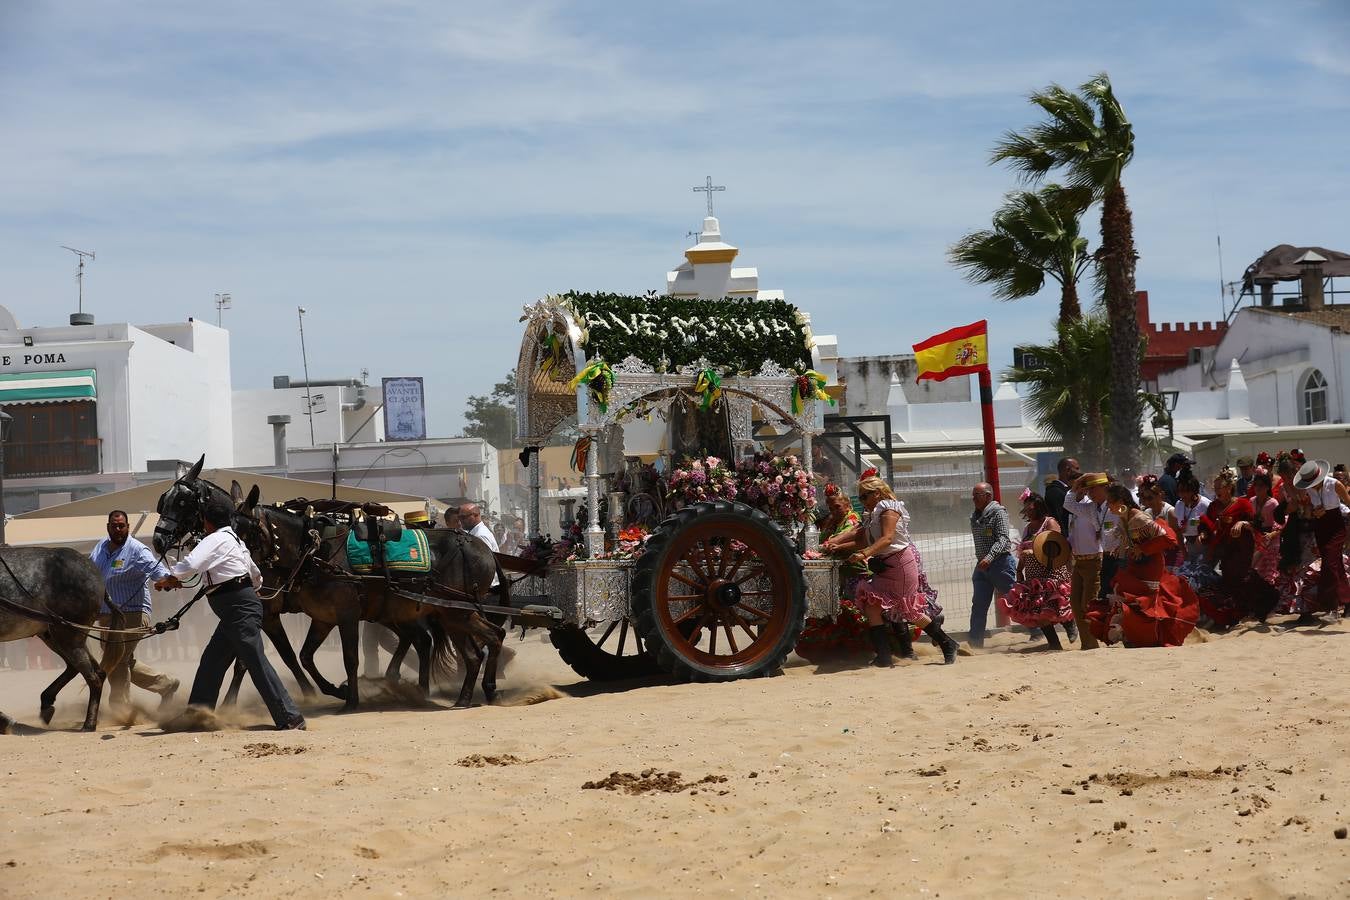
460, 503, 499, 587
1064, 473, 1110, 650
155, 499, 304, 731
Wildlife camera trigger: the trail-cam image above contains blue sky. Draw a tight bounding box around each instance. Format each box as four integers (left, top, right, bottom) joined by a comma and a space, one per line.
2, 0, 1347, 437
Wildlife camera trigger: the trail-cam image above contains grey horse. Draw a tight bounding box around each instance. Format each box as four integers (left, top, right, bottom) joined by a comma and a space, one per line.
0, 548, 117, 733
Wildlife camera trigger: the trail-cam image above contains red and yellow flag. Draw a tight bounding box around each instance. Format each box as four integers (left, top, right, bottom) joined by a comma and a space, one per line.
912, 320, 989, 382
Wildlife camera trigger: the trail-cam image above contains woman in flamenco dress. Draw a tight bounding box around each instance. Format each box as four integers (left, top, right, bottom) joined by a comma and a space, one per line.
1087, 484, 1200, 647
1001, 489, 1077, 650
795, 484, 869, 660
1196, 467, 1257, 630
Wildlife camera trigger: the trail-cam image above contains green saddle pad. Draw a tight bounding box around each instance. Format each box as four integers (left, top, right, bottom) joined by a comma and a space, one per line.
347, 528, 432, 574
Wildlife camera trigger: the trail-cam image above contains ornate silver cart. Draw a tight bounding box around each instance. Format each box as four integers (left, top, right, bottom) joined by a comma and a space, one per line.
514, 293, 841, 682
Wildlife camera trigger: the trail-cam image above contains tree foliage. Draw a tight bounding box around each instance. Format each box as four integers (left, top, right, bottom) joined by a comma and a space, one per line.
993, 73, 1142, 474
460, 368, 575, 449
460, 370, 519, 451
948, 185, 1094, 323
1004, 313, 1111, 467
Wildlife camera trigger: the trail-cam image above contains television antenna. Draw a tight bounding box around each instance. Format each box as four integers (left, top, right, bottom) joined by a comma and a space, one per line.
61, 245, 96, 319
214, 292, 232, 327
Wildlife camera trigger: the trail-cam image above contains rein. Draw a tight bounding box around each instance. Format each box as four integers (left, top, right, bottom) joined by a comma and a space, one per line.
0, 539, 202, 645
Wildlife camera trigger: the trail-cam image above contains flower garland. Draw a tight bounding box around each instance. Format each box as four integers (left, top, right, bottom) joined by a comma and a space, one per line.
735, 453, 816, 524
791, 370, 835, 415
561, 292, 813, 374
568, 359, 614, 413
667, 455, 739, 505
666, 452, 817, 524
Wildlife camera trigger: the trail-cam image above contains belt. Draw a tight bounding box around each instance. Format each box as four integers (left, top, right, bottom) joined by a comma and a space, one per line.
207, 574, 252, 594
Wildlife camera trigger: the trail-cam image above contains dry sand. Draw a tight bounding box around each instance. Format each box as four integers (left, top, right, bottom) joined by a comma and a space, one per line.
2, 618, 1348, 898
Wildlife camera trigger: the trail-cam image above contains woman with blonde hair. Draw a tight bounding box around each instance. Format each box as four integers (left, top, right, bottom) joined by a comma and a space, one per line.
822, 474, 959, 666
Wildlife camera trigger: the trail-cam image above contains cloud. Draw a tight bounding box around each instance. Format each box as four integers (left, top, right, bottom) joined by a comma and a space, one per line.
1, 0, 1346, 437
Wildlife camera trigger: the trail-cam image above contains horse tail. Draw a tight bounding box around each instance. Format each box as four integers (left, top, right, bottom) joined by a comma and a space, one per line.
428, 617, 462, 685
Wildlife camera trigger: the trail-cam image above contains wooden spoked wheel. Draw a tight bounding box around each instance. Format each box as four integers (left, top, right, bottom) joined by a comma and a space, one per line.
633, 500, 806, 681
549, 620, 661, 682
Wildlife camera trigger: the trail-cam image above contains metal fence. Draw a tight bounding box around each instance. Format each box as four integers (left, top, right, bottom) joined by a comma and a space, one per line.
817, 440, 1037, 632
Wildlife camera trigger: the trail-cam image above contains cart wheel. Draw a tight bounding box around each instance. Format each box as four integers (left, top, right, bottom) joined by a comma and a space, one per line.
549, 621, 662, 682
633, 500, 806, 682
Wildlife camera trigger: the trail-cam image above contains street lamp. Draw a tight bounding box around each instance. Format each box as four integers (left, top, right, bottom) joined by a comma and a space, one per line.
297, 307, 316, 445
0, 408, 12, 546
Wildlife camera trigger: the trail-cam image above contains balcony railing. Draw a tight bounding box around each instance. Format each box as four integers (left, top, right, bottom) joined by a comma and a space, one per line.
4, 438, 102, 478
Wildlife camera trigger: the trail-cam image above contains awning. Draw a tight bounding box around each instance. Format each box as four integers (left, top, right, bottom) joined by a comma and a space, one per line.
0, 368, 97, 404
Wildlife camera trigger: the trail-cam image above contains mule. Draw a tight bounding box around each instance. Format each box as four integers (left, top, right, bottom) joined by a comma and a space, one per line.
234, 494, 507, 710
0, 548, 117, 733
151, 457, 316, 701
154, 459, 507, 711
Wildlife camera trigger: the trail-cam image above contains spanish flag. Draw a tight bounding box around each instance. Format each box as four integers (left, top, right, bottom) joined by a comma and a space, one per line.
912, 320, 989, 382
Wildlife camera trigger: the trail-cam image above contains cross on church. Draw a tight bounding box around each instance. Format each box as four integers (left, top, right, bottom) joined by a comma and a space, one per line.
692, 175, 726, 216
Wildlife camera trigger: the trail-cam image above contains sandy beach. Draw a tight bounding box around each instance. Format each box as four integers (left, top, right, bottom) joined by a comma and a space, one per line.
2, 618, 1348, 899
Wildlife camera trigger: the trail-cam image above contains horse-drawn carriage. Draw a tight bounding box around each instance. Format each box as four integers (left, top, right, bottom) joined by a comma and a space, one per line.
1, 291, 846, 732
514, 292, 842, 683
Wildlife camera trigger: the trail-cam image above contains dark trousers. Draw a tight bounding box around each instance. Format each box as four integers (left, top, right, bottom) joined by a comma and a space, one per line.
188, 585, 301, 727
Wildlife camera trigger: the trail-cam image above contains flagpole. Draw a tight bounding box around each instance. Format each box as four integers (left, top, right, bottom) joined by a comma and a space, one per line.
978, 367, 1001, 503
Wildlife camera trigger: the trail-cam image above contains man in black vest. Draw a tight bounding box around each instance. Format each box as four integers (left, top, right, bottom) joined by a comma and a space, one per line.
1045, 457, 1079, 534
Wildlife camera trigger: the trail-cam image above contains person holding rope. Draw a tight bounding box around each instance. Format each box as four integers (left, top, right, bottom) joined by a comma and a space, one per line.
91, 509, 179, 711
154, 498, 305, 731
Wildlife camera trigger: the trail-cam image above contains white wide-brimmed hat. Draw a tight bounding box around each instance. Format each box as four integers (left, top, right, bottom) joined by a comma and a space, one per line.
1293, 459, 1331, 491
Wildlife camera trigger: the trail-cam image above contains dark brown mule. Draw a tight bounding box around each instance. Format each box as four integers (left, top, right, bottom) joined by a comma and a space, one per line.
151, 460, 315, 700
0, 548, 118, 733
235, 496, 507, 710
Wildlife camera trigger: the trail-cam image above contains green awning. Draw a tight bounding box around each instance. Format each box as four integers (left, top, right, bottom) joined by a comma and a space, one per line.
0, 369, 97, 404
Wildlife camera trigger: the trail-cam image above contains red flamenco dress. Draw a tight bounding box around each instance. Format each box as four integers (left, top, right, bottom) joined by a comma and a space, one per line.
1087, 516, 1199, 647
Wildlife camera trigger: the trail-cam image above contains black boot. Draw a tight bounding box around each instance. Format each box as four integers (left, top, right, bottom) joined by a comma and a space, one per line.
923, 621, 959, 665
1064, 619, 1079, 643
867, 625, 894, 668
1040, 625, 1064, 651
890, 621, 918, 660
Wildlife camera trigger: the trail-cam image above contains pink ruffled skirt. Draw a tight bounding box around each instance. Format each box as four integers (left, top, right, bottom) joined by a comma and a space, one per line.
854, 546, 928, 623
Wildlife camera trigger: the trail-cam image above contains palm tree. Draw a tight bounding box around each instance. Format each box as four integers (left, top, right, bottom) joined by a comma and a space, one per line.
992, 73, 1141, 475
1004, 313, 1111, 468
948, 185, 1094, 325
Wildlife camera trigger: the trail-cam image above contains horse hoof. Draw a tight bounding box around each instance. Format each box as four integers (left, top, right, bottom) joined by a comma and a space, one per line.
338, 704, 359, 715
0, 713, 13, 734
39, 706, 55, 725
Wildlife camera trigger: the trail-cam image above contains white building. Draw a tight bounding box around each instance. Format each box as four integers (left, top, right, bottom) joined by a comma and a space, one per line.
1159, 305, 1350, 427
0, 302, 497, 516
0, 306, 235, 511
287, 438, 502, 520
666, 216, 784, 301
232, 377, 384, 468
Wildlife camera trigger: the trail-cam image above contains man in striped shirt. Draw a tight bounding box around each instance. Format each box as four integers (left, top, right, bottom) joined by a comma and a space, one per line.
90, 510, 179, 709
969, 483, 1016, 648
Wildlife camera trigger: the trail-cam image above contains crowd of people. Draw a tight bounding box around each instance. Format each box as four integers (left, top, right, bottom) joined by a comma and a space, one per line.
802, 448, 1350, 666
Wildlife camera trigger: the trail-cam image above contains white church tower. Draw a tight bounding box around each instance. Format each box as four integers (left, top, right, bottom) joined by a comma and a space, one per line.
665, 216, 784, 301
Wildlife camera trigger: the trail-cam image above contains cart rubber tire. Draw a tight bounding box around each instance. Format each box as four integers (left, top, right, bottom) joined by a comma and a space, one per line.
548, 622, 662, 682
632, 500, 806, 682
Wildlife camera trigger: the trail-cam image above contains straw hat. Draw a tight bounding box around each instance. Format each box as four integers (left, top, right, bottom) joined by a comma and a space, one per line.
404, 509, 430, 525
1080, 472, 1109, 488
1033, 530, 1071, 569
1293, 459, 1331, 491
